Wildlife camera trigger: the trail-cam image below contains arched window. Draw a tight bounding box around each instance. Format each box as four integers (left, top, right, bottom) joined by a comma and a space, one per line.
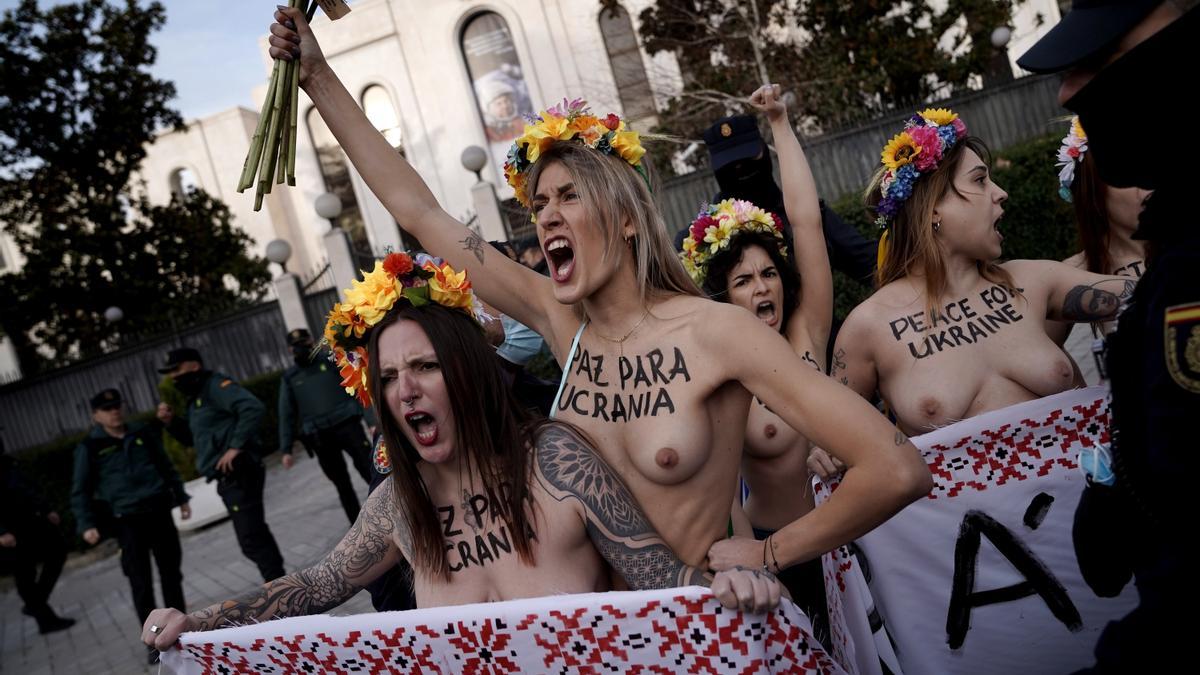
362, 85, 404, 153
168, 167, 199, 200
306, 107, 372, 265
599, 3, 655, 121
461, 11, 534, 190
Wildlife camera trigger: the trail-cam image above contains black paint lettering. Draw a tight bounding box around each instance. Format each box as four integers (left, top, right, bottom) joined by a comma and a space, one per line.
967, 321, 989, 341
1001, 303, 1024, 322
593, 392, 610, 422
474, 534, 494, 564
946, 509, 1082, 650
629, 391, 648, 418
647, 349, 669, 384
618, 356, 632, 391
438, 505, 463, 537
911, 312, 927, 333
948, 325, 971, 346
960, 299, 978, 319
611, 394, 627, 422
931, 331, 954, 353
557, 384, 574, 412
668, 348, 691, 383
980, 285, 1010, 310
457, 540, 478, 568
570, 387, 589, 416
446, 542, 463, 572
575, 350, 594, 381
890, 317, 911, 341
650, 388, 675, 416
468, 495, 489, 527
944, 301, 964, 323
1023, 493, 1054, 530
592, 354, 608, 386
632, 357, 652, 388
488, 528, 512, 556
909, 338, 933, 359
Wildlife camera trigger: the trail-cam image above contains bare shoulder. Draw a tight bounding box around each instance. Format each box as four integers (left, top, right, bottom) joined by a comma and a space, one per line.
1061, 251, 1087, 269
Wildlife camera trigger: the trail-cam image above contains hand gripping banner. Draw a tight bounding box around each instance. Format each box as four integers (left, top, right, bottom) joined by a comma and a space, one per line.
816, 386, 1138, 675
161, 586, 844, 674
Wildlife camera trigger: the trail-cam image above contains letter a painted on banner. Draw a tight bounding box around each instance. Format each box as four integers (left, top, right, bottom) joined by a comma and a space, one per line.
946, 510, 1083, 649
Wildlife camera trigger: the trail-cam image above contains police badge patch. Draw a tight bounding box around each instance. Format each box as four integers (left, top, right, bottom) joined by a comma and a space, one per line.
372, 435, 392, 475
1165, 302, 1200, 393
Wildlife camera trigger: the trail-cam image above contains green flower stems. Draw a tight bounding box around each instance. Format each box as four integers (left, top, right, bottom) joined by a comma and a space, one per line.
240, 0, 313, 210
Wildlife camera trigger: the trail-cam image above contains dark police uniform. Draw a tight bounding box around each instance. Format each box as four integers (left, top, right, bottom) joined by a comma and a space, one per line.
279, 330, 374, 523
71, 391, 189, 628
165, 370, 286, 582
0, 455, 75, 633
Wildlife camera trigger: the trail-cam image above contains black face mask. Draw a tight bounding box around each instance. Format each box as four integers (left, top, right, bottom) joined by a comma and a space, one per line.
172, 370, 206, 397
1066, 10, 1194, 190
291, 343, 314, 365
715, 152, 783, 211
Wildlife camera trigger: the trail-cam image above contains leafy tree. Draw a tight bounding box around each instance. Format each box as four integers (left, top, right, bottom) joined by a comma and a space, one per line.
0, 0, 269, 373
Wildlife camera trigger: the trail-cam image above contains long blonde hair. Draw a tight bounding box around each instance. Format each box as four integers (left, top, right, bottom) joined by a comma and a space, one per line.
866, 136, 1016, 316
526, 143, 701, 307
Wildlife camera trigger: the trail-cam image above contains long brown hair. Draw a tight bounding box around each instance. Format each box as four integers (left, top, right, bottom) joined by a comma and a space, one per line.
525, 143, 702, 308
866, 136, 1017, 316
701, 232, 802, 329
367, 304, 540, 580
1069, 152, 1114, 275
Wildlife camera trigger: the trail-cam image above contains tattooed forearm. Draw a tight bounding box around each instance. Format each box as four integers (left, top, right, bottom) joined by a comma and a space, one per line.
534, 424, 709, 590
1061, 280, 1136, 322
460, 231, 486, 264
188, 481, 400, 630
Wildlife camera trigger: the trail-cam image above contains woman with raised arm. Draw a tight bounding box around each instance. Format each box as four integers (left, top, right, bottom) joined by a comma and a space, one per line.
677, 85, 831, 641
829, 109, 1137, 437
141, 255, 779, 650
266, 7, 930, 582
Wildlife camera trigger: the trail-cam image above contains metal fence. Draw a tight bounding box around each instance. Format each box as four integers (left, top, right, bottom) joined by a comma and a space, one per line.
303, 287, 340, 338
0, 301, 292, 452
655, 74, 1065, 233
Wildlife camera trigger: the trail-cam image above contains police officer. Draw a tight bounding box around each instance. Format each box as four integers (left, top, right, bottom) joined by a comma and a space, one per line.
1018, 2, 1198, 672
71, 388, 190, 664
156, 347, 286, 582
0, 454, 75, 634
278, 328, 374, 523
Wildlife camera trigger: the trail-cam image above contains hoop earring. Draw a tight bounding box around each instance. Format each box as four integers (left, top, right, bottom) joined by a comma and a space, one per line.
932, 220, 941, 232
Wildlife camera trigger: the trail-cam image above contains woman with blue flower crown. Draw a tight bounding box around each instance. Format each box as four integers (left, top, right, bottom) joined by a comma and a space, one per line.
261, 6, 933, 599
826, 109, 1139, 440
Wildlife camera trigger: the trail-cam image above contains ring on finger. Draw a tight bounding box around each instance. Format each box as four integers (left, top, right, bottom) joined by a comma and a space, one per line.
150, 624, 160, 634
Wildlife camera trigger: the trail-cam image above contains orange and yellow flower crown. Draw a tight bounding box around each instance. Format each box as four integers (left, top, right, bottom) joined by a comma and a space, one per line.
678, 199, 786, 286
321, 252, 489, 408
504, 98, 647, 207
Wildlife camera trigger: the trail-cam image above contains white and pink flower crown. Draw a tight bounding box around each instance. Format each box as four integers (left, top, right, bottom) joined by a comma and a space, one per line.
1055, 116, 1088, 202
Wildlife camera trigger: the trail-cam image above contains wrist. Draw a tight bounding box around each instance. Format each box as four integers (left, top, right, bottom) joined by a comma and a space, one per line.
302, 62, 335, 92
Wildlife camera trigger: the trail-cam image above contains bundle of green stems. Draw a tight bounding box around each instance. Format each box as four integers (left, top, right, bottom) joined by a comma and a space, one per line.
237, 0, 319, 211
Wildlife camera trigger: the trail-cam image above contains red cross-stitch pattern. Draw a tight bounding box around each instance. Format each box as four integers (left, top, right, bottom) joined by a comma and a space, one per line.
173, 590, 843, 674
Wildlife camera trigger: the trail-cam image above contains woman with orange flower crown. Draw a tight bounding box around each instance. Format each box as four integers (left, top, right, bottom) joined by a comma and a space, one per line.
264, 7, 931, 590
141, 253, 782, 650
1046, 116, 1150, 352
825, 109, 1139, 441
677, 84, 832, 643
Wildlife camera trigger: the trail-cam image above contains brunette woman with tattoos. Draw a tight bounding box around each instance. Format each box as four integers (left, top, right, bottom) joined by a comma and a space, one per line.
142, 260, 778, 651
260, 7, 930, 593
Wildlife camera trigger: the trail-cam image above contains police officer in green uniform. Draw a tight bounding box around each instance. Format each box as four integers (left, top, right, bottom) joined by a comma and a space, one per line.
278, 328, 374, 523
156, 347, 286, 582
71, 388, 190, 664
1018, 1, 1199, 671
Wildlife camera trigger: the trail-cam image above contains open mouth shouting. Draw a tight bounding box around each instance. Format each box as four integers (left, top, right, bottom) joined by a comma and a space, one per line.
404, 410, 439, 447
544, 236, 575, 284
755, 300, 778, 326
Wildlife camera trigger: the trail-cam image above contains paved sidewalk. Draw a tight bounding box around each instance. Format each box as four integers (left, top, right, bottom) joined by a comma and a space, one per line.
1, 453, 376, 674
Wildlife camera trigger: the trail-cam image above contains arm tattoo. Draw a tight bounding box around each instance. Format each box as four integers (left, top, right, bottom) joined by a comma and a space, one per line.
460, 231, 486, 264
1061, 280, 1136, 322
188, 481, 402, 630
801, 350, 822, 372
533, 425, 708, 590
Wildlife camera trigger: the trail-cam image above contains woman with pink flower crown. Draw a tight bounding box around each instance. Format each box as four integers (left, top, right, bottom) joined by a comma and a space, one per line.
265, 7, 932, 592
826, 109, 1138, 439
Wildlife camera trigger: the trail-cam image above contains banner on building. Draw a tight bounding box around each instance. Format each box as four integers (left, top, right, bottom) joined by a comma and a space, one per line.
162, 586, 842, 674
817, 386, 1138, 675
460, 12, 534, 188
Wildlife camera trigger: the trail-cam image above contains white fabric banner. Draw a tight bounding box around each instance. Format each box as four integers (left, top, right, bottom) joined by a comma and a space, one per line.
818, 386, 1137, 675
162, 586, 843, 674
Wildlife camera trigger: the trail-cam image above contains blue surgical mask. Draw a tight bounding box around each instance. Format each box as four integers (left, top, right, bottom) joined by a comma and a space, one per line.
496, 315, 544, 366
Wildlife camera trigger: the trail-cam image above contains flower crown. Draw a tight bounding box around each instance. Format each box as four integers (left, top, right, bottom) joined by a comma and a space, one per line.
321, 252, 490, 408
678, 199, 786, 286
1055, 116, 1088, 203
504, 98, 647, 207
874, 108, 969, 228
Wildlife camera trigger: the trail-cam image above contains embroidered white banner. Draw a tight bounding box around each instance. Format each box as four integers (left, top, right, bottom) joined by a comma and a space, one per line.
817, 386, 1137, 675
161, 586, 843, 674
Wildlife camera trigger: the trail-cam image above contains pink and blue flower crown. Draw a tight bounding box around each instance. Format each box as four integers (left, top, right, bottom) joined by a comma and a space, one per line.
873, 108, 969, 228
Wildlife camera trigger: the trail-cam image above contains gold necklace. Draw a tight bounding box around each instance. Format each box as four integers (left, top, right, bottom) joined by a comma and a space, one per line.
591, 308, 650, 359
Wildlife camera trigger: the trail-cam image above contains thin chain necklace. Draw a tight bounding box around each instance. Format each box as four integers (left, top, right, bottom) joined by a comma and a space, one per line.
591, 308, 650, 360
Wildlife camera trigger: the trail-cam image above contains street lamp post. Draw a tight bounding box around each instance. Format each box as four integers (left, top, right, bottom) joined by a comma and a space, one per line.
462, 145, 506, 240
